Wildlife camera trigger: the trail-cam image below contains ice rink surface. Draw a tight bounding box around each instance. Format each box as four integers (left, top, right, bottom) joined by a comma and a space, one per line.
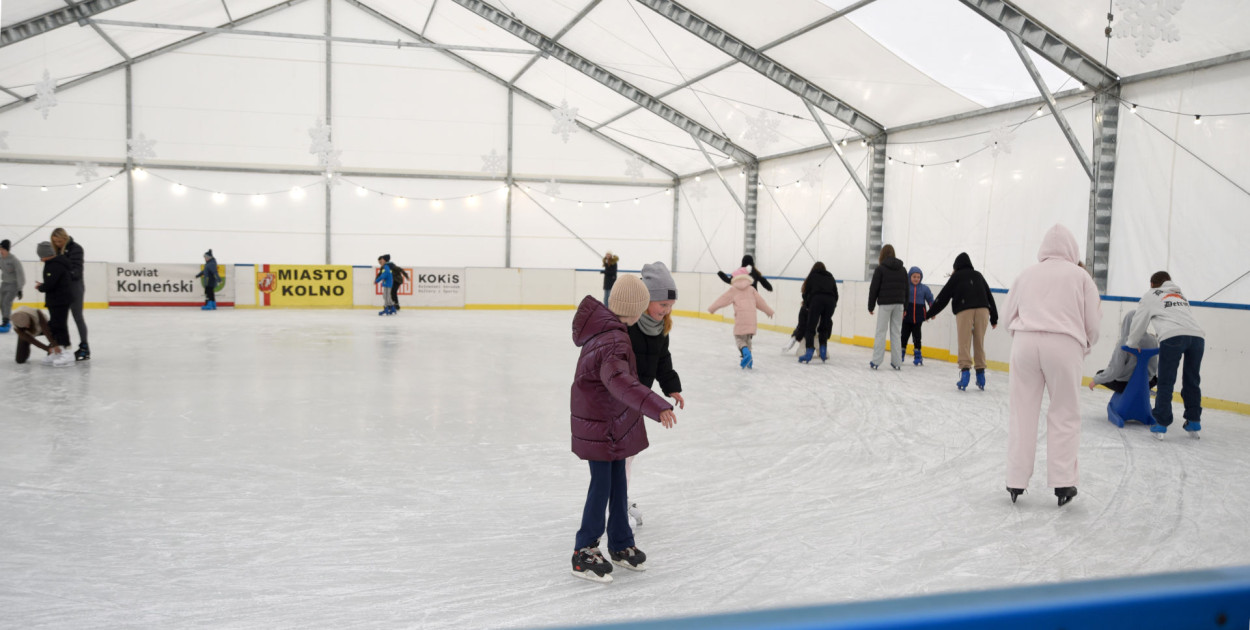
2, 308, 1248, 629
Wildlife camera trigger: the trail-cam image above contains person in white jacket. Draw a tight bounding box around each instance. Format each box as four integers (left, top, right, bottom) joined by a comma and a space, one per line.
1000, 224, 1102, 507
1126, 272, 1206, 439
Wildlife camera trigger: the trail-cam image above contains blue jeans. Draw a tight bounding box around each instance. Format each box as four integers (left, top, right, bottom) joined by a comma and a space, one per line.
1153, 335, 1204, 427
575, 460, 633, 552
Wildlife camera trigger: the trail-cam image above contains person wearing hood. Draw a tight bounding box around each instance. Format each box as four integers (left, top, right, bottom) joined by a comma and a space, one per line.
1000, 224, 1102, 507
1090, 311, 1159, 393
797, 262, 838, 363
927, 252, 999, 389
601, 252, 619, 305
708, 266, 775, 369
0, 239, 25, 333
901, 266, 934, 366
10, 306, 54, 364
33, 241, 76, 367
625, 262, 684, 528
194, 249, 220, 310
50, 227, 89, 361
569, 275, 676, 583
867, 244, 908, 370
1125, 271, 1206, 439
717, 255, 773, 293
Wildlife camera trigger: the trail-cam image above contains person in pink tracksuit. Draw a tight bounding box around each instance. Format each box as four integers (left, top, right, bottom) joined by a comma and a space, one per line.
708, 266, 774, 369
1000, 224, 1102, 507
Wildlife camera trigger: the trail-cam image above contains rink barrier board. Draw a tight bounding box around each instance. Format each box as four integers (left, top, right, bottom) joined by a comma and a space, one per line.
572, 565, 1250, 630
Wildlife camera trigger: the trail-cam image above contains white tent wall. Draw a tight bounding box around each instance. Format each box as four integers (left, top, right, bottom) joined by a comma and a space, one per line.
0, 164, 129, 262
509, 182, 671, 269
674, 174, 744, 274
754, 146, 870, 281
331, 176, 507, 268
510, 94, 670, 182
883, 94, 1094, 290
0, 73, 126, 159
1110, 60, 1250, 304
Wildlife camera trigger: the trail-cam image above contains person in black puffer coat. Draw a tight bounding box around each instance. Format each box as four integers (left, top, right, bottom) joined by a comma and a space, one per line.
797, 261, 838, 363
50, 227, 89, 360
717, 254, 773, 292
34, 241, 75, 366
868, 244, 908, 369
927, 252, 999, 389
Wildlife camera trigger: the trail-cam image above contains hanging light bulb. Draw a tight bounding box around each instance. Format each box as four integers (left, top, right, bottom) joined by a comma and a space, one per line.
955, 160, 961, 168
356, 186, 368, 197
431, 199, 443, 209
40, 186, 48, 192
1193, 115, 1202, 125
756, 182, 763, 189
465, 195, 479, 208
577, 201, 583, 207
212, 192, 226, 204
76, 183, 83, 189
251, 194, 266, 206
394, 196, 408, 208
919, 164, 925, 171
775, 186, 781, 192
633, 198, 640, 205
604, 201, 611, 208
860, 139, 867, 147
664, 188, 672, 196
107, 175, 115, 182
132, 167, 147, 180
290, 186, 305, 200
887, 157, 893, 165
172, 183, 186, 195
839, 139, 847, 147
1035, 106, 1045, 117
1129, 103, 1138, 114
694, 176, 701, 182
0, 184, 7, 190
548, 196, 555, 203
738, 171, 745, 178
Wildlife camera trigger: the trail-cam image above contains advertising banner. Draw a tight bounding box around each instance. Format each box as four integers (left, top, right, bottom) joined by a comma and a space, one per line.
373, 267, 415, 296
409, 267, 465, 308
108, 263, 235, 306
255, 264, 353, 307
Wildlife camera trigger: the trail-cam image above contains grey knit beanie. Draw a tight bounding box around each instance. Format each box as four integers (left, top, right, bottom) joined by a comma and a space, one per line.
36, 241, 55, 259
640, 261, 677, 302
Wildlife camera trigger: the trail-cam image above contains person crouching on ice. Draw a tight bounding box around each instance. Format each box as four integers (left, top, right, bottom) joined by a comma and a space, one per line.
569, 274, 676, 583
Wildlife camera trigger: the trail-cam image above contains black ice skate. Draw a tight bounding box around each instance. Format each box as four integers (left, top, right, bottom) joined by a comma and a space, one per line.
571, 543, 613, 583
609, 546, 647, 571
1007, 487, 1024, 503
1055, 486, 1077, 507
74, 343, 90, 361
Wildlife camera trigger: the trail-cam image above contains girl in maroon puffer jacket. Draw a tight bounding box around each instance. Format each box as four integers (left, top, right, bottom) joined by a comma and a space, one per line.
569, 275, 677, 583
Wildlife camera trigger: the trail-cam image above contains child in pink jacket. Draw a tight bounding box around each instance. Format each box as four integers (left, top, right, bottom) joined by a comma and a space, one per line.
708, 266, 774, 369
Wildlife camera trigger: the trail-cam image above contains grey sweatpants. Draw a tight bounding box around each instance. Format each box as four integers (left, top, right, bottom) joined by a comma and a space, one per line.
70, 280, 88, 346
0, 284, 16, 322
871, 303, 904, 367
382, 286, 395, 309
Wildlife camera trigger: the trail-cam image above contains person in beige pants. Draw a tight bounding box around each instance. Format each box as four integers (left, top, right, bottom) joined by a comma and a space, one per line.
1000, 225, 1102, 507
927, 252, 999, 390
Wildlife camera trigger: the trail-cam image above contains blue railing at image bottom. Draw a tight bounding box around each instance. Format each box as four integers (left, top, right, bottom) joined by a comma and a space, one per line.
558, 565, 1250, 630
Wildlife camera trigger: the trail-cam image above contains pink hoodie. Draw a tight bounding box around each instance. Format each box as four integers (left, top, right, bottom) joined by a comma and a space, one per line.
1002, 224, 1102, 353
708, 274, 775, 335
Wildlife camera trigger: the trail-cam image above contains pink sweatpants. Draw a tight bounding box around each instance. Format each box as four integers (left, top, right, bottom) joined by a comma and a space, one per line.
1006, 331, 1085, 489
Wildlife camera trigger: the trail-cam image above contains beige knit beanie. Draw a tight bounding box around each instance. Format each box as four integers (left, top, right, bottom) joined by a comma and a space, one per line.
608, 275, 649, 319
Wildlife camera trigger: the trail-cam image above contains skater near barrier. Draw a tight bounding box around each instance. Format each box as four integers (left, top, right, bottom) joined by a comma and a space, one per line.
868, 244, 907, 370
1126, 271, 1206, 440
569, 275, 676, 584
375, 257, 395, 316
0, 239, 24, 333
902, 266, 934, 366
1000, 225, 1102, 507
383, 255, 408, 311
797, 262, 838, 364
1090, 311, 1159, 393
10, 307, 53, 364
708, 266, 775, 369
50, 228, 89, 361
927, 252, 998, 389
717, 254, 773, 292
625, 262, 685, 528
195, 249, 219, 310
33, 242, 76, 367
601, 252, 618, 305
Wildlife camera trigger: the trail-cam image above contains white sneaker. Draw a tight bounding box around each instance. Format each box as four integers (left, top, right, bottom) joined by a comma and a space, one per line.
52, 352, 75, 367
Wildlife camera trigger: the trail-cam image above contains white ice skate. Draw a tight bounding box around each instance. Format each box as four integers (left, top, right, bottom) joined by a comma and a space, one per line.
628, 502, 643, 528
782, 338, 798, 353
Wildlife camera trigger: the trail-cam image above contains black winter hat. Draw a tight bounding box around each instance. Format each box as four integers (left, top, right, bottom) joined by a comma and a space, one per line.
204, 249, 213, 257
0, 239, 10, 251
382, 254, 392, 262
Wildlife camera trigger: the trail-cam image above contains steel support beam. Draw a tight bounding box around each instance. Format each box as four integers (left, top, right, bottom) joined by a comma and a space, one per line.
505, 90, 514, 268
671, 181, 680, 270
957, 0, 1117, 89
0, 0, 138, 48
345, 0, 680, 179
804, 100, 869, 199
324, 0, 333, 265
509, 0, 602, 84
864, 139, 886, 281
0, 85, 22, 100
635, 0, 883, 139
448, 0, 756, 164
1087, 87, 1119, 293
64, 0, 133, 61
0, 0, 312, 116
744, 161, 759, 258
1009, 33, 1094, 179
125, 64, 135, 263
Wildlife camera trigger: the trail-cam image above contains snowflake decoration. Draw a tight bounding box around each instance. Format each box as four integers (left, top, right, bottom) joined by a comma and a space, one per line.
543, 178, 562, 198
624, 156, 645, 180
550, 99, 580, 143
480, 149, 505, 175
33, 70, 58, 119
308, 119, 341, 171
128, 133, 157, 162
0, 130, 8, 151
323, 171, 343, 187
1114, 0, 1184, 57
983, 126, 1015, 157
686, 182, 709, 201
75, 161, 99, 181
743, 110, 780, 147
799, 164, 822, 189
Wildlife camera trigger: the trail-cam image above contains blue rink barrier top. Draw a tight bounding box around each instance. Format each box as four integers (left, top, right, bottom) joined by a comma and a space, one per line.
562, 565, 1250, 630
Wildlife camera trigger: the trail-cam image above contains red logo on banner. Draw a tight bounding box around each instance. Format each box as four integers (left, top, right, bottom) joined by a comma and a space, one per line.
375, 267, 414, 296
257, 272, 276, 294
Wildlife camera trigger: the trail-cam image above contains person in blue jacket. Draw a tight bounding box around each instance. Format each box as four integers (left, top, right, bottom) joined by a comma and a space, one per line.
375, 256, 395, 316
901, 266, 934, 366
194, 249, 219, 310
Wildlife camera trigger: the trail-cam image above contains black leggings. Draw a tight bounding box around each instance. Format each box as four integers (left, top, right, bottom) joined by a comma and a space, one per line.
70, 280, 88, 346
901, 319, 923, 352
802, 294, 837, 349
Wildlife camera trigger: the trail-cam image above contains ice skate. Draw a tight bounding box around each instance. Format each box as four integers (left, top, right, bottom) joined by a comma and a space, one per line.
913, 349, 922, 366
975, 369, 986, 390
891, 363, 901, 371
52, 352, 75, 367
869, 362, 879, 370
1007, 487, 1024, 503
739, 347, 753, 369
74, 343, 90, 361
41, 352, 58, 365
1055, 486, 1077, 507
782, 338, 798, 353
0, 321, 11, 333
798, 347, 814, 364
1183, 420, 1201, 439
609, 546, 647, 571
957, 369, 970, 391
1151, 424, 1167, 440
628, 502, 643, 527
571, 543, 613, 583
819, 345, 828, 362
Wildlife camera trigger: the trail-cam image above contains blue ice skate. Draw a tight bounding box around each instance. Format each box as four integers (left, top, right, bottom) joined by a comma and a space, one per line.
913, 349, 923, 366
798, 347, 814, 364
0, 323, 10, 333
740, 347, 753, 369
379, 307, 389, 316
819, 345, 828, 362
976, 369, 986, 390
957, 369, 971, 391
1183, 420, 1201, 438
869, 362, 879, 370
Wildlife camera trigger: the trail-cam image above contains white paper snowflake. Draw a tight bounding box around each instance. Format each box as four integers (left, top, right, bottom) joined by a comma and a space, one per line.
799, 164, 822, 189
550, 100, 580, 143
128, 133, 157, 162
481, 149, 505, 175
308, 119, 341, 171
983, 126, 1015, 157
624, 156, 645, 180
543, 178, 562, 198
33, 70, 58, 119
0, 130, 8, 151
1114, 0, 1184, 57
686, 182, 709, 201
324, 171, 342, 187
75, 161, 99, 181
743, 110, 780, 147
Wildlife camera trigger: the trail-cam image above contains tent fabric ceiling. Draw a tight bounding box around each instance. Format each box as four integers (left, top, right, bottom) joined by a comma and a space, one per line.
1, 0, 1245, 175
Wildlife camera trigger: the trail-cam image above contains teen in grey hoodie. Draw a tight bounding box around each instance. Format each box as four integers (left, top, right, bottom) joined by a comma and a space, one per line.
0, 239, 25, 331
1126, 272, 1205, 437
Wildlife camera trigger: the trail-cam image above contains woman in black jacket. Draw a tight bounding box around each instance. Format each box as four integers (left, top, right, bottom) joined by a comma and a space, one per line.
926, 252, 999, 390
600, 252, 618, 304
798, 262, 838, 364
868, 244, 908, 369
50, 228, 89, 361
717, 254, 772, 292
